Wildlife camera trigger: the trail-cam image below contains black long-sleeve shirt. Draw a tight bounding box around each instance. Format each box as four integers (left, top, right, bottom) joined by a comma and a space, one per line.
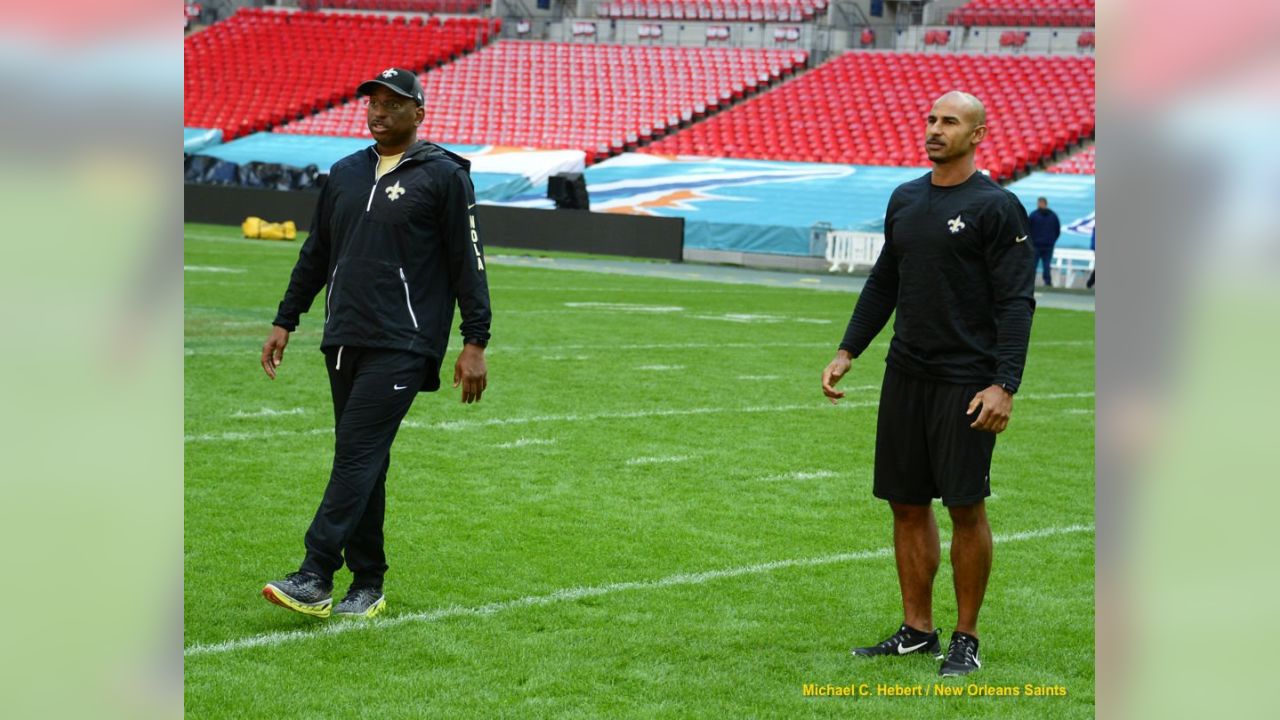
839, 171, 1036, 392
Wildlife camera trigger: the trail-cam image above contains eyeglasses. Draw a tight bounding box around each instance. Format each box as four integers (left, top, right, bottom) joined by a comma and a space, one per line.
361, 97, 410, 112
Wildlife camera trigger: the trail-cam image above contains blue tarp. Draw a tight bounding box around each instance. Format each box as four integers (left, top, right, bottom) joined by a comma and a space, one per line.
183, 127, 222, 154
195, 133, 405, 170
494, 154, 1097, 256
495, 155, 926, 256
191, 133, 546, 202
189, 136, 1095, 256
1006, 172, 1096, 250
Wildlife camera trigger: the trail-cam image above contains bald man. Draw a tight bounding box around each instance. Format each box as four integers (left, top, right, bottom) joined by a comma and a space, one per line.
821, 92, 1035, 677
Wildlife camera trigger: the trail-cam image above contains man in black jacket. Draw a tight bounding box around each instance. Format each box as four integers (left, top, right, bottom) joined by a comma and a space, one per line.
1028, 196, 1062, 287
258, 68, 492, 619
820, 92, 1034, 676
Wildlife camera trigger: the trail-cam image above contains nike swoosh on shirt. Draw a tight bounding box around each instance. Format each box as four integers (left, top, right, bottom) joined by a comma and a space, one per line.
897, 641, 928, 655
393, 384, 408, 391
1014, 235, 1028, 243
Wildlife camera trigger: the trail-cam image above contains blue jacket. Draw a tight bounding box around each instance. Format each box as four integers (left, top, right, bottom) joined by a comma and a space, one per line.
1027, 208, 1061, 249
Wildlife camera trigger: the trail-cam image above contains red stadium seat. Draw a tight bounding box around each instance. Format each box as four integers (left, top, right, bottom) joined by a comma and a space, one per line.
1046, 145, 1095, 174
949, 0, 1093, 28
275, 42, 808, 165
641, 51, 1095, 182
924, 29, 951, 46
184, 10, 500, 140
587, 0, 829, 23
310, 0, 484, 10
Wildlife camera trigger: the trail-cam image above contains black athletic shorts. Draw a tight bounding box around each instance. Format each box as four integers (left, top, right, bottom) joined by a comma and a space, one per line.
873, 366, 996, 507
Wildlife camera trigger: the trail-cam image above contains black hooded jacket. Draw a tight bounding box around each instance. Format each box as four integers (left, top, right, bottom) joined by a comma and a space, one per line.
273, 141, 492, 391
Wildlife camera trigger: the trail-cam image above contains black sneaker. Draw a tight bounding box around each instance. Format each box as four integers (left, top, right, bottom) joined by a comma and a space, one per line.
334, 587, 386, 619
262, 571, 333, 618
939, 631, 982, 677
851, 623, 942, 658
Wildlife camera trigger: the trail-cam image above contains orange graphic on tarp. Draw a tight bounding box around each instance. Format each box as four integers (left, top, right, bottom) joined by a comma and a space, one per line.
603, 189, 708, 216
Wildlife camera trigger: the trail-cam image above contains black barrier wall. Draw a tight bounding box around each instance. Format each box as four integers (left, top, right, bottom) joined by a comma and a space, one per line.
474, 205, 683, 261
185, 184, 684, 261
185, 184, 321, 229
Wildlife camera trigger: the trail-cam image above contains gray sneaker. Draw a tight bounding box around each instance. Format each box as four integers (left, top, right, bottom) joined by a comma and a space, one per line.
263, 571, 332, 618
334, 587, 386, 618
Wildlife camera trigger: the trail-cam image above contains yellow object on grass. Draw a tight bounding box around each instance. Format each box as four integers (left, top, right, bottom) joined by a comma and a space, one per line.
241, 216, 297, 241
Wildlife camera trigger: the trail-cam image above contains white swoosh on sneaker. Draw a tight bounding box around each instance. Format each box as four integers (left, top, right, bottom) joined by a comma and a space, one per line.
897, 641, 928, 655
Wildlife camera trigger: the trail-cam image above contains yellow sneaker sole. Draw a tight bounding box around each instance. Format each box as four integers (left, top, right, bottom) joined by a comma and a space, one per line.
263, 584, 331, 618
335, 595, 386, 619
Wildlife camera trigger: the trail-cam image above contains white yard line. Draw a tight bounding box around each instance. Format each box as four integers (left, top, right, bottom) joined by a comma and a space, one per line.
230, 407, 305, 418
563, 302, 684, 313
184, 265, 247, 273
185, 392, 1094, 443
184, 523, 1093, 658
689, 313, 832, 325
757, 470, 840, 482
495, 438, 558, 449
183, 340, 1093, 357
624, 455, 694, 466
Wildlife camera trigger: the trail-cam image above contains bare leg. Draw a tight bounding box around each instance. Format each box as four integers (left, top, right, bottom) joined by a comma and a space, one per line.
948, 501, 993, 637
890, 501, 941, 632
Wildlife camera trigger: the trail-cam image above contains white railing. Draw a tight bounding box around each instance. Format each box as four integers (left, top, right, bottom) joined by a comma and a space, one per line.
1050, 248, 1095, 288
824, 230, 884, 272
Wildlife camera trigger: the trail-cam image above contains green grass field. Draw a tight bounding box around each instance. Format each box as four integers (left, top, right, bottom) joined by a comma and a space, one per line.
184, 222, 1094, 718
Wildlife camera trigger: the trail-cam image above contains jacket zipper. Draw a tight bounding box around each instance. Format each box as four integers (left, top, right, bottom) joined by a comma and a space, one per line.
398, 267, 419, 329
325, 264, 339, 324
367, 153, 411, 212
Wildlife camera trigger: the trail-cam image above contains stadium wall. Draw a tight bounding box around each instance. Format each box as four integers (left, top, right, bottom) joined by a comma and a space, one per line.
895, 24, 1095, 54
183, 184, 685, 261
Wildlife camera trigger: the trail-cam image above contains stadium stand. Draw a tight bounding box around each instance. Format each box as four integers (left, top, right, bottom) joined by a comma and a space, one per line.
184, 9, 498, 140
924, 29, 952, 47
1000, 30, 1030, 48
642, 52, 1095, 182
948, 0, 1095, 28
299, 0, 487, 11
280, 42, 808, 164
1046, 144, 1095, 174
597, 0, 829, 23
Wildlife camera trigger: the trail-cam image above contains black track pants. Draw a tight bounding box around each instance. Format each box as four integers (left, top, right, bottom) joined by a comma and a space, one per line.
300, 346, 427, 588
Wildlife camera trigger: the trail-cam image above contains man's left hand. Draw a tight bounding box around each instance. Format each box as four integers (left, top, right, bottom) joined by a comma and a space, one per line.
453, 343, 487, 404
967, 385, 1013, 433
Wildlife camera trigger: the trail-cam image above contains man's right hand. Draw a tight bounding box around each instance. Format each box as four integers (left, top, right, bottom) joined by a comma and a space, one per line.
821, 350, 854, 405
261, 325, 290, 380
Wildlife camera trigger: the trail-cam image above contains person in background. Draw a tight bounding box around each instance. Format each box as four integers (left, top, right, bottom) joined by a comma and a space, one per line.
1087, 224, 1096, 288
1028, 197, 1061, 287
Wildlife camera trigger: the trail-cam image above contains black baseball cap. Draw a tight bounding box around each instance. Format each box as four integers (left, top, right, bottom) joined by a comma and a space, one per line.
357, 68, 424, 106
